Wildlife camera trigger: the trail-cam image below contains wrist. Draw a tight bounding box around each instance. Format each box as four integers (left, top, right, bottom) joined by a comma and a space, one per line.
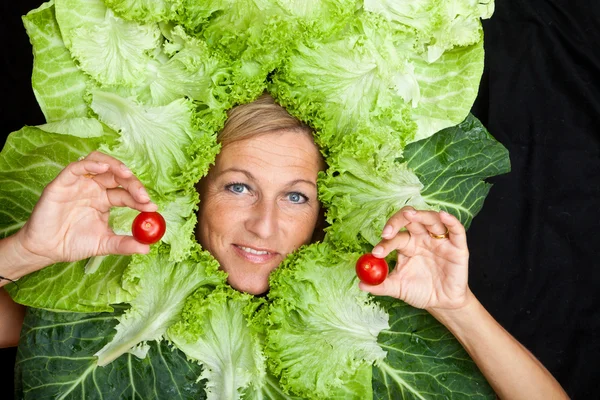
426, 289, 480, 327
0, 230, 53, 281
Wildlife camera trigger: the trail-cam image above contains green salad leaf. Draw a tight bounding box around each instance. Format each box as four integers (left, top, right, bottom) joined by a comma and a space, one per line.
95, 244, 225, 366
168, 287, 267, 399
265, 242, 388, 397
24, 1, 91, 121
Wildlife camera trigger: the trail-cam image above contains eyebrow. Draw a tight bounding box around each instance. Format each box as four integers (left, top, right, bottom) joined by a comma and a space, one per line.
219, 168, 317, 188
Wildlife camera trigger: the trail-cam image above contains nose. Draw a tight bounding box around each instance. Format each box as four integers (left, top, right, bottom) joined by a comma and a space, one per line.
245, 197, 279, 239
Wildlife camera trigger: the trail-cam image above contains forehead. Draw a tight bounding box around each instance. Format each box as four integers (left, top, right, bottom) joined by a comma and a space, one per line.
214, 130, 322, 179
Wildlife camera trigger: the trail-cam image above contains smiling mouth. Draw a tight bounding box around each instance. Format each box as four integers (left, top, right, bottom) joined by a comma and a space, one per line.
238, 245, 270, 255
233, 244, 278, 263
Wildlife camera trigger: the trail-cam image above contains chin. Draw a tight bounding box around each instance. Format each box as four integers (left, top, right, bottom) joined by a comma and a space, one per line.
226, 273, 271, 296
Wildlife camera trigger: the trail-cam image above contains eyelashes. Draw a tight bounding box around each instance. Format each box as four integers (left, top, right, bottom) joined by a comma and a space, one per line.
225, 182, 249, 194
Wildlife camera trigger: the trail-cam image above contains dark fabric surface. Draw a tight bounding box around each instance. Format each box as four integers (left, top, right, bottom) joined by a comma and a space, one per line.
1, 1, 598, 398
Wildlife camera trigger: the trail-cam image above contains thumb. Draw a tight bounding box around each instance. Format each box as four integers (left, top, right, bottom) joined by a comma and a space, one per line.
101, 235, 151, 256
358, 277, 402, 299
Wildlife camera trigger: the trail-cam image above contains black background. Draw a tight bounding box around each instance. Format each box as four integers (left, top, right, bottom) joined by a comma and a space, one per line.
1, 1, 599, 398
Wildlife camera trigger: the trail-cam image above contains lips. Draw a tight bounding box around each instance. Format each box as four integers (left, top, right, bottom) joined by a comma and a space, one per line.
233, 244, 278, 264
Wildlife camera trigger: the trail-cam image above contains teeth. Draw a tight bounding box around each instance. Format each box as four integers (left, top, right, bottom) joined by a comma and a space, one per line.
239, 246, 269, 255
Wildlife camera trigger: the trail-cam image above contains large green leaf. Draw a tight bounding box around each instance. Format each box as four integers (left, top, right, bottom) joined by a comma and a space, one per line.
7, 255, 134, 312
373, 297, 495, 399
24, 1, 91, 121
15, 306, 205, 400
403, 114, 511, 229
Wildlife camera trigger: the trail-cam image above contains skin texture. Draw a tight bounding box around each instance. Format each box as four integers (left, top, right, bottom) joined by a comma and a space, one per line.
196, 130, 323, 295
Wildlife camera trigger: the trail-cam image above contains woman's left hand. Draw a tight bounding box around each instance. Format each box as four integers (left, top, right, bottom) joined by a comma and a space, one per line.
359, 207, 472, 311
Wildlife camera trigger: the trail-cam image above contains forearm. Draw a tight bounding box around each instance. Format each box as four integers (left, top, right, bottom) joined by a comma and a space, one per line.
428, 291, 569, 400
0, 288, 25, 347
0, 233, 49, 287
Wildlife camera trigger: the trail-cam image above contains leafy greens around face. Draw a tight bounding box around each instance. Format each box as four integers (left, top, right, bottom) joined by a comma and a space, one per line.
1, 0, 508, 398
168, 287, 268, 400
265, 242, 388, 398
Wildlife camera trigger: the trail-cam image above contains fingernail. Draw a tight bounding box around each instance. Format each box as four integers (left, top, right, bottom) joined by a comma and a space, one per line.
97, 162, 110, 168
382, 225, 393, 237
120, 164, 132, 174
372, 246, 383, 256
404, 209, 417, 215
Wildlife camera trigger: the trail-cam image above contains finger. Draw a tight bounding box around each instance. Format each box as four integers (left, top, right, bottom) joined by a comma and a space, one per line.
92, 171, 152, 204
380, 206, 415, 239
402, 209, 448, 237
372, 231, 412, 258
439, 210, 468, 250
53, 160, 110, 186
84, 152, 152, 204
100, 235, 152, 256
358, 277, 400, 298
83, 151, 134, 180
106, 188, 158, 212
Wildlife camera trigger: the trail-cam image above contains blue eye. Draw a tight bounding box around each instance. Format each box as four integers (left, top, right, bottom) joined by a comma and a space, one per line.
287, 192, 308, 204
227, 183, 248, 194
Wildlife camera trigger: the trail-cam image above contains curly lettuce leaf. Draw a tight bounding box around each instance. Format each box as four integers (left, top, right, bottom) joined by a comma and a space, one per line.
15, 306, 204, 400
56, 0, 162, 87
265, 242, 388, 398
409, 40, 486, 141
320, 157, 430, 250
36, 117, 106, 138
168, 287, 267, 399
271, 13, 417, 156
94, 244, 225, 366
55, 0, 108, 49
24, 1, 91, 121
92, 91, 212, 195
104, 0, 181, 23
103, 24, 237, 109
365, 0, 491, 62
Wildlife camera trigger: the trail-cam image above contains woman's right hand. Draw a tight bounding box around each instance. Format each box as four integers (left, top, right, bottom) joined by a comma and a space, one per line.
13, 151, 158, 273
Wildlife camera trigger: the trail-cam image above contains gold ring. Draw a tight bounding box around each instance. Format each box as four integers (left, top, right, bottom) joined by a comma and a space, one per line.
83, 173, 95, 179
429, 229, 449, 239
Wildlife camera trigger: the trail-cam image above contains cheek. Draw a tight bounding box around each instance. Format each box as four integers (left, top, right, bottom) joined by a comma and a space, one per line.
284, 208, 320, 247
197, 198, 232, 249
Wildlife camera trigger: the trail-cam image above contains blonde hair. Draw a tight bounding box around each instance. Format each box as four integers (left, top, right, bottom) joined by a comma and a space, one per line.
218, 93, 314, 146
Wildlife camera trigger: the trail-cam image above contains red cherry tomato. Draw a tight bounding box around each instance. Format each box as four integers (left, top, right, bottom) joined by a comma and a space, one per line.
131, 211, 166, 244
355, 253, 388, 285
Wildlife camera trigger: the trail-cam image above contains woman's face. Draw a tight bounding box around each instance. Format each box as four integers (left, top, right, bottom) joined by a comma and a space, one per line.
196, 129, 323, 295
